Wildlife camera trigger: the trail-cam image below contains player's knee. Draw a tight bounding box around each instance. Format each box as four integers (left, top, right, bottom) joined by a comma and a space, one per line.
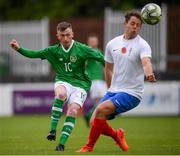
95, 107, 104, 116
95, 106, 110, 119
67, 105, 80, 117
67, 108, 78, 116
56, 93, 66, 101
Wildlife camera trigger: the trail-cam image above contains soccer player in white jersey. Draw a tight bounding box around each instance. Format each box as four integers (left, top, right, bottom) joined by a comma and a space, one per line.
77, 10, 156, 153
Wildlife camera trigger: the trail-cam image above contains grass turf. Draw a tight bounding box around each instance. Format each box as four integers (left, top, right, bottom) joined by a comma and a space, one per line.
0, 115, 180, 155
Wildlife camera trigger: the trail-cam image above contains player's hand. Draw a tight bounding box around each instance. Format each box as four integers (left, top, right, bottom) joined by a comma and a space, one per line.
10, 39, 20, 51
146, 74, 157, 82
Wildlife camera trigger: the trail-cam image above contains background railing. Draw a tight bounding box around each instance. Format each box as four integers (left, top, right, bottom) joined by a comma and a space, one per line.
1, 4, 180, 82
0, 19, 50, 81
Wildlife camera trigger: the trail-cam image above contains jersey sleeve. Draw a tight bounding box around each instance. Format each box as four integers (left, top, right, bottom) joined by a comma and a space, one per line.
105, 41, 113, 63
140, 40, 152, 59
84, 46, 105, 65
17, 47, 47, 59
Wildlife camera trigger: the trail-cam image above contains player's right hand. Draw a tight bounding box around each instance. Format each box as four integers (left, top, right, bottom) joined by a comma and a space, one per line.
10, 39, 20, 51
146, 74, 157, 82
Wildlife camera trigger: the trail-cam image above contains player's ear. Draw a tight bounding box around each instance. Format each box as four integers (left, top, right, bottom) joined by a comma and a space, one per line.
56, 33, 60, 40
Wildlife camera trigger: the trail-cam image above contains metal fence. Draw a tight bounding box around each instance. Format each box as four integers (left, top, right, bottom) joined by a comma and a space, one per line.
104, 4, 167, 72
0, 18, 50, 79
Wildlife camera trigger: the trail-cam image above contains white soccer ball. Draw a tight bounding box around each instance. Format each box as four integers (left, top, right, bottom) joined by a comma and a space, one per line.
141, 3, 162, 25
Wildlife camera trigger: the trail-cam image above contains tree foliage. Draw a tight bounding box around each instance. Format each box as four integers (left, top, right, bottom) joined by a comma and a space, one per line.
0, 0, 179, 20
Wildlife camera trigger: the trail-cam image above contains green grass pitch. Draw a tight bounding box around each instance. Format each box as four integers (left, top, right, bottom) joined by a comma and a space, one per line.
0, 115, 180, 155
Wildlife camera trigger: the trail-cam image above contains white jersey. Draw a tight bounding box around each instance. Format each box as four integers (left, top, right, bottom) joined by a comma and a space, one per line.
105, 35, 151, 100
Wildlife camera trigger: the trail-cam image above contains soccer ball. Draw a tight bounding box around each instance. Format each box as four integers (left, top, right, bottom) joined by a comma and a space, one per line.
141, 3, 161, 25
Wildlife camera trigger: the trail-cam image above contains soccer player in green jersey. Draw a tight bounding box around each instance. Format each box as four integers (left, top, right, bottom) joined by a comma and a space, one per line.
10, 22, 104, 151
84, 35, 107, 126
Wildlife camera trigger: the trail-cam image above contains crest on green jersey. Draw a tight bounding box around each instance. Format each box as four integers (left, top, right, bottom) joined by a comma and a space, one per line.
70, 55, 77, 62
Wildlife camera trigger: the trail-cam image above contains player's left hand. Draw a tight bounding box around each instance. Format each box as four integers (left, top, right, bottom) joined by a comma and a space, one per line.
146, 74, 157, 82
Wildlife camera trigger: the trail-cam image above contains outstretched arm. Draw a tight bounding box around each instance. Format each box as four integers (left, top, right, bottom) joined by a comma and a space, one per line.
9, 39, 45, 59
141, 57, 156, 82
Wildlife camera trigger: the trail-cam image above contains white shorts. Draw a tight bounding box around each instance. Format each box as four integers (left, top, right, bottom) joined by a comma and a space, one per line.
54, 81, 87, 107
90, 80, 107, 99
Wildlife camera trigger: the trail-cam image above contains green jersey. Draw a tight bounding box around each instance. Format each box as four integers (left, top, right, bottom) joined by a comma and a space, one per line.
86, 49, 104, 80
18, 40, 104, 91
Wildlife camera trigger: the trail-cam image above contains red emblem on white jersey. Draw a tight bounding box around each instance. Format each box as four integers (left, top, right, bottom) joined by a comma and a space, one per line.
121, 47, 127, 54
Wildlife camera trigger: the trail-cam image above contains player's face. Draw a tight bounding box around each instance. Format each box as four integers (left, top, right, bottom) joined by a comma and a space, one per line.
124, 16, 142, 39
87, 37, 99, 49
57, 28, 74, 48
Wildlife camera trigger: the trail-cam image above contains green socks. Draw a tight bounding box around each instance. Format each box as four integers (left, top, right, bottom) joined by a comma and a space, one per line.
50, 98, 64, 131
50, 99, 76, 146
59, 116, 75, 145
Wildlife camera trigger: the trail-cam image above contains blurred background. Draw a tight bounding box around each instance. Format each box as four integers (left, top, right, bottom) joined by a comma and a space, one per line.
0, 0, 180, 116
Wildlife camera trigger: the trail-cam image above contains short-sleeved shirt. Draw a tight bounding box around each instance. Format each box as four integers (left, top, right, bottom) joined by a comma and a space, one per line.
105, 35, 151, 99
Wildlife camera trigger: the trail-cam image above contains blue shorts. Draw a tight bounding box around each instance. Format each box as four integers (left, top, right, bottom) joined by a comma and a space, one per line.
99, 92, 140, 120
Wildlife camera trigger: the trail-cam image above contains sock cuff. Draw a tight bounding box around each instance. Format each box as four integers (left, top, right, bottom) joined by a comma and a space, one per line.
65, 116, 76, 123
93, 118, 106, 125
54, 98, 64, 107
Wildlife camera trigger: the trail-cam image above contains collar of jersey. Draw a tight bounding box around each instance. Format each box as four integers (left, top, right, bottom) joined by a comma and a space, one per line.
61, 40, 74, 53
122, 34, 139, 42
